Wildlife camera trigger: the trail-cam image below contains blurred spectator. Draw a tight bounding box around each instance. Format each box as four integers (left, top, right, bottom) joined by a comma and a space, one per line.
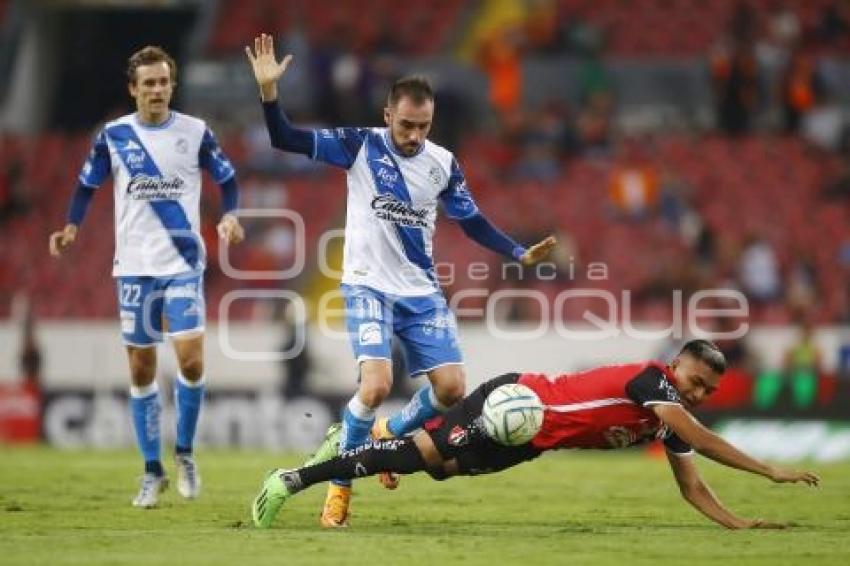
607, 139, 660, 218
785, 251, 819, 318
728, 1, 758, 45
0, 297, 42, 443
738, 235, 782, 304
712, 39, 759, 135
0, 156, 27, 223
768, 2, 801, 48
658, 163, 695, 229
576, 91, 613, 154
525, 0, 564, 55
478, 25, 524, 118
781, 49, 823, 133
816, 1, 850, 47
822, 152, 850, 201
783, 320, 823, 408
801, 93, 846, 152
511, 101, 569, 182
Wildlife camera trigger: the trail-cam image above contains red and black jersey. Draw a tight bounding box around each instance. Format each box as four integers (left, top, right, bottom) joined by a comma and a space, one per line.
518, 361, 692, 455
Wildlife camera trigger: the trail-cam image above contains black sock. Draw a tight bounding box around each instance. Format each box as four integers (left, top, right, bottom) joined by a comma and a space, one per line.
145, 460, 164, 477
286, 437, 427, 493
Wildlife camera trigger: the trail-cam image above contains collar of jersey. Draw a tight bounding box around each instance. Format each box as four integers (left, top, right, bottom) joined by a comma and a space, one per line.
383, 130, 424, 158
133, 111, 175, 130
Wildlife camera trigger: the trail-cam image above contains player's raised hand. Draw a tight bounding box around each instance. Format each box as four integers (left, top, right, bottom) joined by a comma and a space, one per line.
768, 466, 820, 486
48, 224, 78, 257
217, 213, 245, 245
245, 33, 292, 101
520, 235, 557, 266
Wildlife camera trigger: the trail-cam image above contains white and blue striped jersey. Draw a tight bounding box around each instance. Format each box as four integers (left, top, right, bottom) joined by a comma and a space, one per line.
313, 127, 479, 296
79, 111, 235, 277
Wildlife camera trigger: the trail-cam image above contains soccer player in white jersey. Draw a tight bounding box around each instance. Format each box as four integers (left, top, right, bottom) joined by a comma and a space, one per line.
48, 46, 245, 508
246, 34, 555, 527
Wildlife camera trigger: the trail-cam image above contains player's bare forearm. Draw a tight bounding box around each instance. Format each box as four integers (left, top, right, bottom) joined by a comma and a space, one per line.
667, 450, 771, 529
680, 476, 750, 529
693, 430, 773, 478
655, 404, 772, 478
656, 404, 820, 486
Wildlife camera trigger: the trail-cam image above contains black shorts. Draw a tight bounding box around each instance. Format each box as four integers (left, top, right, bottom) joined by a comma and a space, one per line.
424, 372, 543, 477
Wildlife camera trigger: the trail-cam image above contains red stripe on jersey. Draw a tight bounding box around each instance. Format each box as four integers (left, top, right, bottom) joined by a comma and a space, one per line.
518, 361, 674, 451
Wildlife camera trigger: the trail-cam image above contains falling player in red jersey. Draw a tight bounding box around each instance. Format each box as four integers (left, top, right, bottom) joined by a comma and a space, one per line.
252, 340, 820, 529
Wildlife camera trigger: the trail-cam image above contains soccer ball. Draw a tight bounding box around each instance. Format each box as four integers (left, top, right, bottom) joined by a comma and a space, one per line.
482, 383, 544, 446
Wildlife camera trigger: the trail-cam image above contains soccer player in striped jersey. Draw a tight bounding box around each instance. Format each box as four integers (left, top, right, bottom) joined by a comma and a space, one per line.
49, 46, 244, 508
246, 33, 556, 527
253, 340, 820, 529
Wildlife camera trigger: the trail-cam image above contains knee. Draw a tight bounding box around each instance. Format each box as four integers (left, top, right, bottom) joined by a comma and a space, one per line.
358, 364, 392, 408
129, 351, 156, 385
179, 354, 204, 382
358, 379, 391, 408
433, 369, 465, 406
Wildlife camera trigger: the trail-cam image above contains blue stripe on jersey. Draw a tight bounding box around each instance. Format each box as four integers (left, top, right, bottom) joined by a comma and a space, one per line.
365, 132, 436, 284
198, 128, 235, 184
105, 124, 200, 270
78, 130, 112, 188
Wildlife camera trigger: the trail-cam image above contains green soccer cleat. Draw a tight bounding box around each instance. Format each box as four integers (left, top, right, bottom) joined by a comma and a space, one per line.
252, 469, 293, 528
303, 422, 342, 468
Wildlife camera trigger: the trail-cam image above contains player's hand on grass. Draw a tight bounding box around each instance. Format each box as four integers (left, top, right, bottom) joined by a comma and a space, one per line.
245, 33, 292, 102
745, 518, 790, 529
217, 213, 245, 245
767, 466, 820, 486
48, 224, 78, 257
520, 235, 557, 266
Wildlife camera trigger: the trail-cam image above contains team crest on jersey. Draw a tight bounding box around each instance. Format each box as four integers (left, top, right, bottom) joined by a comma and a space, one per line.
428, 166, 444, 187
448, 425, 469, 447
175, 138, 188, 154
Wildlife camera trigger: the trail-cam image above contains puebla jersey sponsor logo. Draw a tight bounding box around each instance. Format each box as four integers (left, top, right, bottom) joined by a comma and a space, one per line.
370, 194, 429, 228
127, 174, 186, 200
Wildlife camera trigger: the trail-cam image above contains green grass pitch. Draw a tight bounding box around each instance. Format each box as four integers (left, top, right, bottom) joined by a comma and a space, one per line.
1, 446, 848, 565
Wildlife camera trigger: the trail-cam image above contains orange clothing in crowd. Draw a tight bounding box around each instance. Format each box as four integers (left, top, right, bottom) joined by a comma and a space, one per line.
608, 166, 660, 215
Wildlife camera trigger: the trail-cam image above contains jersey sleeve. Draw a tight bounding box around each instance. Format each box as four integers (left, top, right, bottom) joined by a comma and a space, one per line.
438, 158, 480, 220
662, 429, 694, 456
198, 128, 236, 184
624, 366, 683, 407
313, 127, 368, 169
78, 129, 111, 188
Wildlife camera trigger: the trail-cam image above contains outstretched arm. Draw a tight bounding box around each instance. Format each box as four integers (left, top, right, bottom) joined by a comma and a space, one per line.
246, 34, 314, 157
457, 214, 556, 264
442, 158, 556, 263
653, 404, 820, 485
666, 450, 789, 529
